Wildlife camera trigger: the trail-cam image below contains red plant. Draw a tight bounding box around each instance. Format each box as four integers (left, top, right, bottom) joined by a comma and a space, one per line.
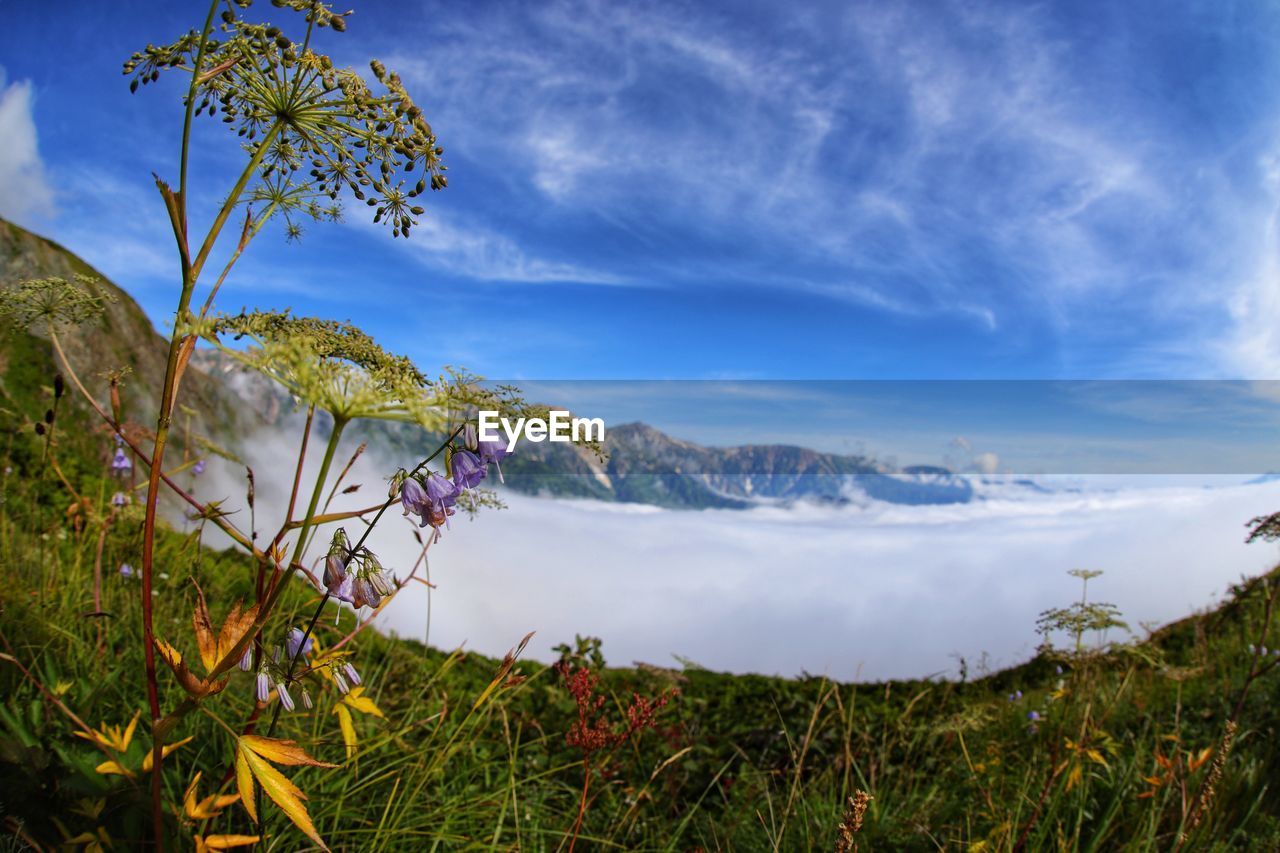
555, 662, 676, 851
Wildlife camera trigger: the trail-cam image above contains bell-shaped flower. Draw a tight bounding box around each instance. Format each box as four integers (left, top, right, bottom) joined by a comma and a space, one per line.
477, 436, 511, 484
255, 671, 271, 703
400, 475, 427, 518
451, 449, 485, 490
343, 663, 362, 687
111, 447, 132, 472
276, 680, 295, 712
286, 628, 313, 661
352, 577, 380, 610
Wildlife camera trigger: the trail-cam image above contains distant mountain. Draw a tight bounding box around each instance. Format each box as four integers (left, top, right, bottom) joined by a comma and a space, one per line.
196, 349, 979, 510
1, 218, 975, 511
499, 421, 975, 509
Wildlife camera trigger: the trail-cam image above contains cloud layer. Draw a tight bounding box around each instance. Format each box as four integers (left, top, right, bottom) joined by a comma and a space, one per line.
0, 70, 55, 225
196, 424, 1280, 682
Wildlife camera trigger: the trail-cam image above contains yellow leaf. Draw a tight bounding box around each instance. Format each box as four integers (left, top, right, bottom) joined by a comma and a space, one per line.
75, 711, 140, 753
1066, 763, 1082, 791
141, 736, 194, 772
94, 759, 132, 778
239, 745, 329, 850
156, 638, 184, 670
1085, 749, 1109, 769
197, 835, 260, 851
240, 735, 334, 768
342, 686, 384, 718
333, 703, 357, 759
185, 772, 240, 820
217, 602, 259, 670
235, 748, 256, 824
193, 588, 218, 674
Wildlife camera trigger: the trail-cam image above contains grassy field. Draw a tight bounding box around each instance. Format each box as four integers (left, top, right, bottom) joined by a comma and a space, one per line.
1, 321, 1278, 851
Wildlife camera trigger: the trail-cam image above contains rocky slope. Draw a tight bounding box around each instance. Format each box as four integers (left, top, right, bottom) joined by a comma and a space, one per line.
0, 217, 252, 456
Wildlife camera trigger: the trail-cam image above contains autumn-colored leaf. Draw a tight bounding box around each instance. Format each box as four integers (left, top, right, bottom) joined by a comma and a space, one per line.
142, 736, 193, 772
235, 736, 334, 849
184, 772, 242, 820
192, 586, 218, 674
75, 711, 139, 754
240, 735, 335, 767
217, 601, 258, 670
342, 686, 384, 718
154, 637, 206, 696
192, 585, 259, 675
333, 703, 357, 759
234, 746, 256, 824
194, 834, 260, 852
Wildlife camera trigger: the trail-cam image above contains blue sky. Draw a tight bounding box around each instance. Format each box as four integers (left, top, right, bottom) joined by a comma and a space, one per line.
3, 0, 1280, 382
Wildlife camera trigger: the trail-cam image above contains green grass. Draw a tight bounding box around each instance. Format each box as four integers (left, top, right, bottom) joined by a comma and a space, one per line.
1, 334, 1279, 850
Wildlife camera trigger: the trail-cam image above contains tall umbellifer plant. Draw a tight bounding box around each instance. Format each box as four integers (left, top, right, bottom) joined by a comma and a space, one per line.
1, 1, 534, 848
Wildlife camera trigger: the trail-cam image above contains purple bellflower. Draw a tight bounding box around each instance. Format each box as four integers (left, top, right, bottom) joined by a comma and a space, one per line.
286, 628, 313, 660
255, 671, 271, 703
451, 449, 485, 490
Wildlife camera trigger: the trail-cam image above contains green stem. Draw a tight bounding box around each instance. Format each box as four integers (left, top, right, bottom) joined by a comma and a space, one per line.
289, 416, 348, 572
190, 122, 282, 282
180, 0, 223, 206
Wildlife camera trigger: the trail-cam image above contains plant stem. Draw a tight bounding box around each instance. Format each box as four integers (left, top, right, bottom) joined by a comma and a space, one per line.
140, 114, 280, 851
284, 416, 348, 587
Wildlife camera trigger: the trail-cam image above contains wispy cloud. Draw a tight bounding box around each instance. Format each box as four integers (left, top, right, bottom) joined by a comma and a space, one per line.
373, 211, 627, 285
377, 0, 1277, 364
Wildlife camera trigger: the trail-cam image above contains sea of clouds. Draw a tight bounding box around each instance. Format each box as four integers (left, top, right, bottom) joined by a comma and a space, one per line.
197, 435, 1280, 682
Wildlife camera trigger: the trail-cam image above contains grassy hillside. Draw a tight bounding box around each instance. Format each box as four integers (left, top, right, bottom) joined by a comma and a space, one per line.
1, 225, 1279, 849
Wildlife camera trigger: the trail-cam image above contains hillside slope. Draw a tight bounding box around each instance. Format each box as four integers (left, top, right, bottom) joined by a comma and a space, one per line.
0, 217, 250, 454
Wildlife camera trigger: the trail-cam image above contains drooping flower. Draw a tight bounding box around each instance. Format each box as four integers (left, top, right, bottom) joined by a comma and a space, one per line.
323, 534, 355, 604
343, 663, 362, 687
476, 436, 511, 484
286, 628, 313, 661
276, 680, 295, 712
301, 688, 313, 710
192, 459, 206, 476
399, 475, 426, 518
118, 563, 135, 579
255, 672, 271, 703
111, 447, 132, 472
333, 667, 350, 695
1027, 710, 1041, 721
425, 472, 458, 509
239, 647, 254, 672
111, 491, 130, 507
351, 577, 380, 610
451, 449, 485, 490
